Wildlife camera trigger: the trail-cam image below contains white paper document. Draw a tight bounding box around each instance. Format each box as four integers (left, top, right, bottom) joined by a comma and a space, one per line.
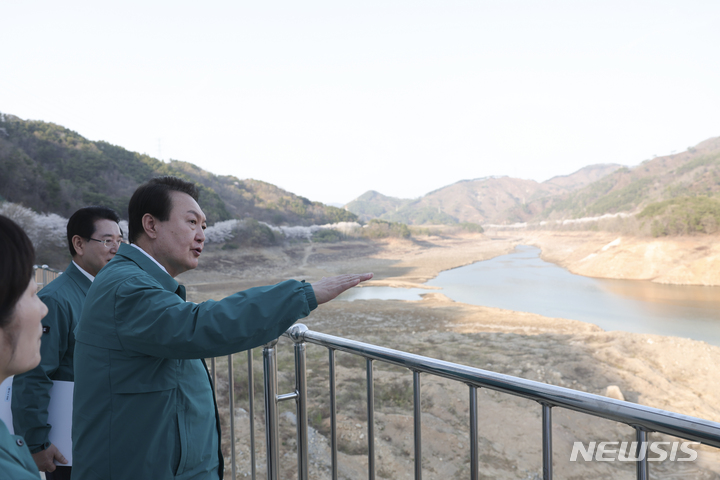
47, 380, 74, 466
0, 377, 73, 466
0, 376, 13, 434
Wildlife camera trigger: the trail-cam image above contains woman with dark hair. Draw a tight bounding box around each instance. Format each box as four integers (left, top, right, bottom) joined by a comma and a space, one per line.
0, 215, 49, 478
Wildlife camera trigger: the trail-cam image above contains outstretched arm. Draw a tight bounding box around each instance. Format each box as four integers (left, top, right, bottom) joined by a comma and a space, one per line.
106, 273, 373, 359
310, 273, 373, 304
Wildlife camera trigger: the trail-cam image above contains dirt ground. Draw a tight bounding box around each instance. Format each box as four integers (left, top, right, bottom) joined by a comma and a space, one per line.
178, 232, 720, 479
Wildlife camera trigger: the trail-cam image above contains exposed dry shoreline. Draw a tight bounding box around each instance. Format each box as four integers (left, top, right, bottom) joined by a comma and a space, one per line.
509, 230, 720, 286
357, 230, 720, 288
178, 232, 720, 479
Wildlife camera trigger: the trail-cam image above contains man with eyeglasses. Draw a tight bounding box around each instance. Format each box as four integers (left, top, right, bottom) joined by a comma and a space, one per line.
11, 206, 122, 479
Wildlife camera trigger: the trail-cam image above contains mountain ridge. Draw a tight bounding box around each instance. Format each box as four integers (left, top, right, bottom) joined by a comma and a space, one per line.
3, 111, 719, 230
345, 136, 720, 226
346, 163, 624, 225
0, 113, 356, 226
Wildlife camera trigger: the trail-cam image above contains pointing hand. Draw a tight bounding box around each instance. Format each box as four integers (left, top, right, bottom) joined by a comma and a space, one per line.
311, 273, 374, 305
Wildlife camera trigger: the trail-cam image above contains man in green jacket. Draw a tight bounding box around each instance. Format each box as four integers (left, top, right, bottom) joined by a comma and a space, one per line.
12, 206, 122, 479
72, 176, 372, 480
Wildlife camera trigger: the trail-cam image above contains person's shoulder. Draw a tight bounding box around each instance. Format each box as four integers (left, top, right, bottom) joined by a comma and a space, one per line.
114, 268, 166, 293
37, 266, 78, 301
0, 426, 37, 479
90, 256, 159, 298
38, 275, 86, 323
97, 254, 149, 283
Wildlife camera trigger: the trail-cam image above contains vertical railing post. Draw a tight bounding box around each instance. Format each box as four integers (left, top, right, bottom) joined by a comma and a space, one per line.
635, 428, 648, 480
263, 339, 280, 480
42, 265, 48, 288
542, 404, 552, 480
469, 386, 478, 480
367, 359, 375, 480
290, 325, 309, 480
228, 354, 236, 480
413, 371, 422, 480
247, 349, 256, 480
329, 349, 338, 480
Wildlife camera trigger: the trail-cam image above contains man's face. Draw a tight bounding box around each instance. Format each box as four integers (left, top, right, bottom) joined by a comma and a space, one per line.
80, 219, 122, 277
154, 191, 206, 277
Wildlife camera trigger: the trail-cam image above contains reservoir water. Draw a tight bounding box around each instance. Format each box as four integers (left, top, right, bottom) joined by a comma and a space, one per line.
340, 245, 720, 346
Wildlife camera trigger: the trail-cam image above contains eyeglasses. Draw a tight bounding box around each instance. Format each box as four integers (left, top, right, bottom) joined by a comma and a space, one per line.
86, 238, 122, 248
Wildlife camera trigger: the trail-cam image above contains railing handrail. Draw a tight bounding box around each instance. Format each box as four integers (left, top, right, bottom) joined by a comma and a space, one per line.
34, 264, 63, 290
285, 324, 720, 449
33, 264, 63, 273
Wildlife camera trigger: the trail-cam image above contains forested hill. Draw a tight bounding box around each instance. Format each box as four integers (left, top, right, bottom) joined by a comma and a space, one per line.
345, 135, 720, 228
346, 164, 622, 225
524, 136, 720, 222
0, 113, 356, 226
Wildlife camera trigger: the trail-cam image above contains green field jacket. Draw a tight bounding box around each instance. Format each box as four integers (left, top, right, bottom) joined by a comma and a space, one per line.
0, 421, 38, 479
12, 262, 89, 453
72, 244, 317, 480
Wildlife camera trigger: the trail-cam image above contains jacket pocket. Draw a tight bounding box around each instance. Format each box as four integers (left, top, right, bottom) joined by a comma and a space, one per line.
175, 409, 189, 476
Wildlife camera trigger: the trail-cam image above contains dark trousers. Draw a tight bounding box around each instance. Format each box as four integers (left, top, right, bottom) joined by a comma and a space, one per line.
46, 466, 72, 480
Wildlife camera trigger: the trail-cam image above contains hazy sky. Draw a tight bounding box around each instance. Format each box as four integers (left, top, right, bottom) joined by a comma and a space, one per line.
2, 1, 719, 206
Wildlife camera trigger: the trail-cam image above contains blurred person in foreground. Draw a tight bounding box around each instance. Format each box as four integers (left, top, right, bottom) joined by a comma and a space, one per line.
0, 215, 49, 478
12, 206, 122, 479
72, 176, 373, 480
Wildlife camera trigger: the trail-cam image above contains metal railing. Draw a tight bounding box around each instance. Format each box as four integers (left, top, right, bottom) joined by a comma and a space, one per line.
34, 264, 62, 290
217, 323, 720, 480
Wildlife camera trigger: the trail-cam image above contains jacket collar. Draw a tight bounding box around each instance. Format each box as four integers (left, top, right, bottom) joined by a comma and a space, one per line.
63, 262, 92, 295
115, 243, 182, 297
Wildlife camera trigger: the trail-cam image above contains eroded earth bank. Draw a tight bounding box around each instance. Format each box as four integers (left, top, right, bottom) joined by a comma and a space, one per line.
178, 232, 720, 479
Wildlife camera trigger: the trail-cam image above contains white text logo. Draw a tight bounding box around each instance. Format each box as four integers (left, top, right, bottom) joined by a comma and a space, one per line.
570, 441, 699, 462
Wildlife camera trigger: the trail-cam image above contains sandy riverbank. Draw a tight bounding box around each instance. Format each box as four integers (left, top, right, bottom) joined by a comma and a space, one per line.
494, 230, 720, 286
178, 232, 720, 479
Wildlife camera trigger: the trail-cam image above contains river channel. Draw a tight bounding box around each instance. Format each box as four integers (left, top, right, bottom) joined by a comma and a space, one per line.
339, 245, 720, 346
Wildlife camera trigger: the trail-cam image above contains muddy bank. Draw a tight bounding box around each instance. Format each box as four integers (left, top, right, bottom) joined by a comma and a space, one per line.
497, 230, 720, 286
348, 230, 720, 288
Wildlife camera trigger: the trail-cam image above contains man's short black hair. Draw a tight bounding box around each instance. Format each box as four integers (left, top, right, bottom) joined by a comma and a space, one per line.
67, 206, 122, 257
128, 176, 200, 244
0, 215, 36, 329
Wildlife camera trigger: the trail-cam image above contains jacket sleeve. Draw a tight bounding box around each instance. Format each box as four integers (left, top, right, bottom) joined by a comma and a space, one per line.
113, 277, 317, 359
11, 296, 70, 453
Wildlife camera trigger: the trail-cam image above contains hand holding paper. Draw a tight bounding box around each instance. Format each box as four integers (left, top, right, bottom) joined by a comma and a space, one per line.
32, 443, 68, 472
